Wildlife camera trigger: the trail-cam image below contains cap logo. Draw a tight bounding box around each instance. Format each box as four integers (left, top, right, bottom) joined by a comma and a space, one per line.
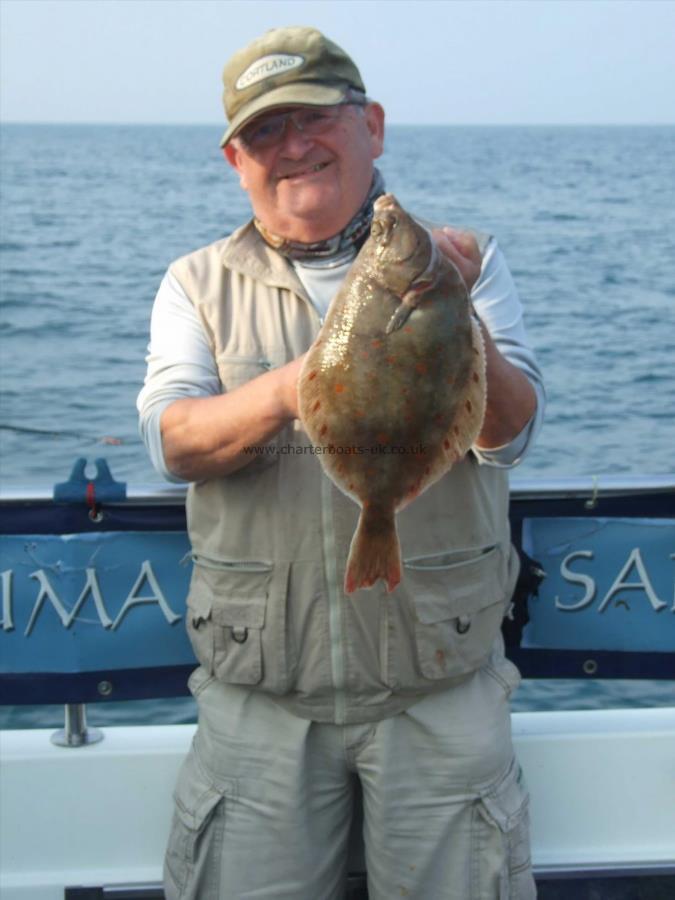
235, 54, 305, 91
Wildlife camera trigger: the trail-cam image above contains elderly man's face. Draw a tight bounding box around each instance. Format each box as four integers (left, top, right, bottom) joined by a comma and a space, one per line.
224, 102, 385, 243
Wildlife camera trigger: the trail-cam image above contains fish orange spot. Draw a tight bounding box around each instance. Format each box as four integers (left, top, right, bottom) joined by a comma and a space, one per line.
313, 401, 321, 412
335, 384, 345, 393
444, 439, 451, 450
320, 425, 328, 436
416, 362, 428, 375
355, 409, 365, 418
403, 325, 414, 333
377, 433, 389, 444
371, 339, 383, 349
362, 350, 370, 360
308, 371, 317, 380
466, 400, 473, 413
386, 355, 397, 365
435, 648, 446, 667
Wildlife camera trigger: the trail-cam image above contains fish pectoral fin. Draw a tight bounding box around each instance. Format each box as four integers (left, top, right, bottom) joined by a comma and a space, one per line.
385, 301, 414, 334
385, 278, 436, 334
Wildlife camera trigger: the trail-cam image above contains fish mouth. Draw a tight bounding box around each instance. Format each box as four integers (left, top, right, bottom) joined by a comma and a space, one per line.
278, 162, 331, 180
374, 193, 399, 212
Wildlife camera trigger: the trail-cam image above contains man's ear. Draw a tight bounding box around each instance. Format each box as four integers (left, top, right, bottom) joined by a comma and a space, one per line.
224, 143, 248, 190
365, 102, 385, 160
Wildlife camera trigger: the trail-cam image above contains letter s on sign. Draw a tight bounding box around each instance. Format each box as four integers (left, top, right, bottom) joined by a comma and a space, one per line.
557, 550, 596, 611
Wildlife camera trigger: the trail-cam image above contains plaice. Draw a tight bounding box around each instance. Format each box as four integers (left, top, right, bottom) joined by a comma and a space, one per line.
298, 194, 486, 594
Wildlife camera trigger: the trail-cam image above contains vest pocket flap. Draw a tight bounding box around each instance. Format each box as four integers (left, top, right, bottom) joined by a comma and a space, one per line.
211, 595, 266, 628
188, 558, 272, 622
187, 582, 212, 620
405, 546, 503, 624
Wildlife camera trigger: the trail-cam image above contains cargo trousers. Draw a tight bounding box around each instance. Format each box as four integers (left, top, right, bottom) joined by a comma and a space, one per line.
164, 649, 536, 900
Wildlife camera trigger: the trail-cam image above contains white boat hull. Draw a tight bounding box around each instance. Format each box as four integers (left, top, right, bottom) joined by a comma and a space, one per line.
2, 707, 674, 898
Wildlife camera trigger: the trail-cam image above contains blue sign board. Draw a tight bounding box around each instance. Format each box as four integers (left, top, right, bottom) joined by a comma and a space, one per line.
521, 517, 675, 652
0, 532, 195, 674
1, 517, 673, 682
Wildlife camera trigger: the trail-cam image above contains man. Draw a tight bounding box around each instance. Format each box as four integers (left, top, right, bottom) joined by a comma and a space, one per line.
138, 26, 544, 900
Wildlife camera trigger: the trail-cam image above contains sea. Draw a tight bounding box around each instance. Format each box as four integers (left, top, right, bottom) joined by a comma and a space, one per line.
1, 123, 674, 727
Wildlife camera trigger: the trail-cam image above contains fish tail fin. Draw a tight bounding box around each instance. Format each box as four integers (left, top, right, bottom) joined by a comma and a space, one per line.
344, 505, 401, 595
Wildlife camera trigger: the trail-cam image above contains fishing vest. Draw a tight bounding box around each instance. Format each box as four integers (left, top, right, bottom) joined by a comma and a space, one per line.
170, 221, 519, 725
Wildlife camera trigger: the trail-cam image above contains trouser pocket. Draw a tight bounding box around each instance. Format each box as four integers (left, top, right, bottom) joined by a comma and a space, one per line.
164, 747, 233, 900
473, 759, 537, 899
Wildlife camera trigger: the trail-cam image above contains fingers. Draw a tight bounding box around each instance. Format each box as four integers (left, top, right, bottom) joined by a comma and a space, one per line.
432, 227, 482, 292
441, 227, 481, 266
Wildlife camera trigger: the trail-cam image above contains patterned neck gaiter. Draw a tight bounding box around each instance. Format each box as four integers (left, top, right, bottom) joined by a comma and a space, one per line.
254, 168, 385, 264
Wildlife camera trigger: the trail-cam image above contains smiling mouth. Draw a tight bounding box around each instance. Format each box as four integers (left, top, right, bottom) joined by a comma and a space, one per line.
280, 162, 330, 180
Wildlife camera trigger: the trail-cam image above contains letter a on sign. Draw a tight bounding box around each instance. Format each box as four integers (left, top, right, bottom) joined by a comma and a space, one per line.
597, 548, 667, 613
112, 561, 181, 629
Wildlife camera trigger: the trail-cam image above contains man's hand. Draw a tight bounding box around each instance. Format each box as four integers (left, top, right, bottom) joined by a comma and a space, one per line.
432, 227, 538, 450
432, 227, 482, 293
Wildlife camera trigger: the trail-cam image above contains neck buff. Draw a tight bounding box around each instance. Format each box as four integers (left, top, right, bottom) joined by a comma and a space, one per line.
254, 168, 385, 265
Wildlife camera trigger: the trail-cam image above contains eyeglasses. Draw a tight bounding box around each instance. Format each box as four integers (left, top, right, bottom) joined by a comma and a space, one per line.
238, 102, 364, 152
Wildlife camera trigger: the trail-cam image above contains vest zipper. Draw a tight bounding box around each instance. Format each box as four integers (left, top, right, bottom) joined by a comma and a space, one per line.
320, 475, 346, 724
299, 290, 344, 720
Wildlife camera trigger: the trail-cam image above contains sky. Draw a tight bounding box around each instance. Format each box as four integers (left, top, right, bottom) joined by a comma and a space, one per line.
1, 0, 674, 126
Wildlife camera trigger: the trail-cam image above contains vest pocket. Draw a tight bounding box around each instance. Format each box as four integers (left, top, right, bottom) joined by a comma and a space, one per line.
404, 546, 509, 681
187, 558, 293, 694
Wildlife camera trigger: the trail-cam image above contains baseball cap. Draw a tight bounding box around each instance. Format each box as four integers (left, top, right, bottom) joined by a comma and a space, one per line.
219, 26, 366, 148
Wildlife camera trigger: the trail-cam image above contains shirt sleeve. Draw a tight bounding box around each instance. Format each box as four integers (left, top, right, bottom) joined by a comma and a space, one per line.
136, 270, 221, 482
470, 238, 546, 468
